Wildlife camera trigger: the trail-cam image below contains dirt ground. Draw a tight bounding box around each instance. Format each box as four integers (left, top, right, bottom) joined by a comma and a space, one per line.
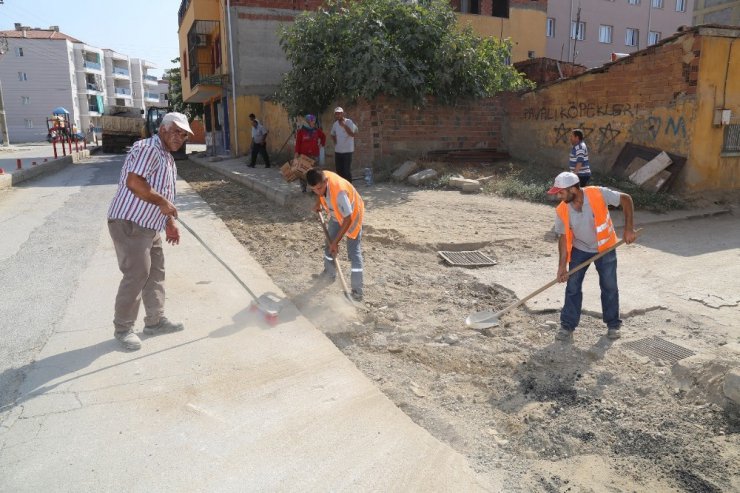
177, 161, 739, 492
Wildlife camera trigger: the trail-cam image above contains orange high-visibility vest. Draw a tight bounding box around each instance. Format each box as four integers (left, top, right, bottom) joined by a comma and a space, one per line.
556, 186, 618, 262
319, 170, 364, 239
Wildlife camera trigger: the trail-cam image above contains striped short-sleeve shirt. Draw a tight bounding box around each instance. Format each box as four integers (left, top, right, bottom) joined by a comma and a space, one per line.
107, 135, 177, 231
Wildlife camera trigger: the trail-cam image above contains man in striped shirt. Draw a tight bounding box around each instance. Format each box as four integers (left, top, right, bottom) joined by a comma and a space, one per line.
568, 129, 591, 187
107, 113, 192, 350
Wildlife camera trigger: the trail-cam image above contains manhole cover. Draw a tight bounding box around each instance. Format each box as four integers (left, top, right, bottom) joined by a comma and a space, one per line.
623, 337, 695, 364
438, 250, 497, 267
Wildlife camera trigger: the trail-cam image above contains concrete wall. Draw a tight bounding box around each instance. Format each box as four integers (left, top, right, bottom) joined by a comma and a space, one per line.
0, 38, 76, 142
693, 0, 740, 25
506, 27, 740, 192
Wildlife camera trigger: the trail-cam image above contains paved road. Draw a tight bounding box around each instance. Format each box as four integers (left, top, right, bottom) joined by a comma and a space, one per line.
0, 154, 493, 491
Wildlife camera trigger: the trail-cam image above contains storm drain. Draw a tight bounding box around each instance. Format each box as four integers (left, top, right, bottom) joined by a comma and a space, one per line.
623, 337, 695, 364
438, 250, 497, 268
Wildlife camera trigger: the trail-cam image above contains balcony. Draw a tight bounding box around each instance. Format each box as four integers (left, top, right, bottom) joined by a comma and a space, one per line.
83, 60, 102, 71
113, 67, 130, 77
145, 91, 160, 101
114, 87, 132, 97
86, 82, 102, 92
144, 74, 159, 85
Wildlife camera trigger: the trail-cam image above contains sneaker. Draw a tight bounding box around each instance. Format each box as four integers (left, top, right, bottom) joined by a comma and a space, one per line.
115, 330, 142, 351
606, 328, 621, 340
555, 328, 574, 343
351, 289, 363, 302
143, 317, 185, 336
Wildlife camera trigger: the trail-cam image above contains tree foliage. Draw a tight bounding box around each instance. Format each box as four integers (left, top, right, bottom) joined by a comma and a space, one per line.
163, 58, 203, 120
276, 0, 533, 116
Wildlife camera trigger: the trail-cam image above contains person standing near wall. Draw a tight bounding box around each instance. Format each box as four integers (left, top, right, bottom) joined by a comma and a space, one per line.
248, 113, 271, 168
295, 114, 326, 192
330, 107, 358, 182
568, 129, 591, 187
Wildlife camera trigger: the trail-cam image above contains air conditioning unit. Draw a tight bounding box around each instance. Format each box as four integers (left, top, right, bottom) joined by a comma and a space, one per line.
194, 34, 208, 47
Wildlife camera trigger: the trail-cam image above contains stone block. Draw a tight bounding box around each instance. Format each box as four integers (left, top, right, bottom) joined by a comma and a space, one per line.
461, 182, 482, 194
392, 160, 418, 181
449, 176, 479, 189
723, 367, 740, 405
407, 169, 438, 186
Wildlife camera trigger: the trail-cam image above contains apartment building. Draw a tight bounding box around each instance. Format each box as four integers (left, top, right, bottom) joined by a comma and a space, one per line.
131, 58, 162, 110
545, 0, 694, 68
0, 24, 158, 142
693, 0, 740, 25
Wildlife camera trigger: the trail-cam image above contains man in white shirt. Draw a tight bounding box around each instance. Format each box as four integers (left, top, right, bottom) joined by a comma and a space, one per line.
248, 113, 271, 168
330, 107, 358, 182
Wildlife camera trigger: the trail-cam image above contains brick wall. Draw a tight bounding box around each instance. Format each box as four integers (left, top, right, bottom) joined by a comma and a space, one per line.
514, 58, 587, 85
505, 31, 701, 175
338, 95, 505, 170
230, 0, 323, 9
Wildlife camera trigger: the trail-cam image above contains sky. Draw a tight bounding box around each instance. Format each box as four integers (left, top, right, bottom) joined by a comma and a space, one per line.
1, 0, 182, 78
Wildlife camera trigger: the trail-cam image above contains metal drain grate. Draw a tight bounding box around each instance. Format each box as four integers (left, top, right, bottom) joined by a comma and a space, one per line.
623, 337, 695, 364
438, 250, 497, 267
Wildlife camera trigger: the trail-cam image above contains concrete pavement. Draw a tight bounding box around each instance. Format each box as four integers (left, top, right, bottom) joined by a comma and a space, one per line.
0, 141, 94, 190
0, 154, 493, 491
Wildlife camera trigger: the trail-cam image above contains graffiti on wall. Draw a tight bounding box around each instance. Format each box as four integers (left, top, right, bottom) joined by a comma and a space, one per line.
524, 103, 637, 121
629, 116, 687, 142
553, 122, 595, 144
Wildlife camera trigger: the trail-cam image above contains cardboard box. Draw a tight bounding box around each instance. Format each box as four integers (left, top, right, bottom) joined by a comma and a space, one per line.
280, 161, 298, 182
292, 154, 315, 174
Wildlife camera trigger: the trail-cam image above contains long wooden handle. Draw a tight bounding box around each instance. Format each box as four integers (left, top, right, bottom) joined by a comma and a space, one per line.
497, 229, 642, 318
317, 212, 352, 297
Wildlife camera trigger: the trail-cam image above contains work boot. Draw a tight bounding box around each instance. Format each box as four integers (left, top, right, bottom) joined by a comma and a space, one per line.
311, 270, 336, 283
351, 289, 363, 302
555, 327, 574, 343
114, 330, 142, 351
606, 327, 621, 340
143, 317, 185, 336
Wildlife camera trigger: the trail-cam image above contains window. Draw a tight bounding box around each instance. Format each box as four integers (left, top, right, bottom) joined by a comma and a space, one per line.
571, 21, 586, 40
460, 0, 481, 14
599, 25, 613, 43
628, 0, 640, 4
14, 47, 24, 57
676, 0, 686, 11
492, 0, 510, 18
528, 50, 536, 59
626, 28, 639, 46
21, 96, 30, 105
652, 0, 664, 8
723, 124, 740, 152
648, 31, 661, 45
25, 119, 34, 129
546, 18, 555, 37
17, 72, 27, 81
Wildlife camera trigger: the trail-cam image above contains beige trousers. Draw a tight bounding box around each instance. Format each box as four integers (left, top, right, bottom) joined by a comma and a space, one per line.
108, 219, 165, 332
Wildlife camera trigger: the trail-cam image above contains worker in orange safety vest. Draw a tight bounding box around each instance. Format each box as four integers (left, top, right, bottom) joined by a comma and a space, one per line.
547, 171, 637, 343
306, 168, 365, 302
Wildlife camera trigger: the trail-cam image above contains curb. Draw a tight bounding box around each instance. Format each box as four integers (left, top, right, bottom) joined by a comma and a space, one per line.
188, 154, 300, 207
0, 150, 91, 190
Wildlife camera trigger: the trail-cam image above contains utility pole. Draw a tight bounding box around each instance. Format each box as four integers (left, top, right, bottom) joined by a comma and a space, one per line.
572, 7, 581, 65
0, 32, 9, 146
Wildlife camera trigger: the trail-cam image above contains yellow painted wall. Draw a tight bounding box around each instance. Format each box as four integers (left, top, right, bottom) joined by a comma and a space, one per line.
689, 35, 740, 191
232, 96, 293, 159
457, 10, 546, 62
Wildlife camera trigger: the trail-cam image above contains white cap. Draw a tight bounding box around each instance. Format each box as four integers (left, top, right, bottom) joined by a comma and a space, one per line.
547, 171, 580, 194
161, 112, 193, 135
334, 106, 344, 113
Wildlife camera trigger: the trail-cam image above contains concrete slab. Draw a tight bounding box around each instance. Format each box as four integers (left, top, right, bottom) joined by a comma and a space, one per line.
0, 178, 493, 491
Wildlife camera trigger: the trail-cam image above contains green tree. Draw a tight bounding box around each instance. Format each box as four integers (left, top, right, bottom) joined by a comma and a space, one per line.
276, 0, 533, 116
163, 57, 203, 120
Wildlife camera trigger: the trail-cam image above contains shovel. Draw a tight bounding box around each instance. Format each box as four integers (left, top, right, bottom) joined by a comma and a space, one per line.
317, 212, 355, 304
465, 230, 641, 330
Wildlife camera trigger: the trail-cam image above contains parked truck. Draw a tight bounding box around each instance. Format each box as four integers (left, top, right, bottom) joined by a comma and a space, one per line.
101, 106, 186, 159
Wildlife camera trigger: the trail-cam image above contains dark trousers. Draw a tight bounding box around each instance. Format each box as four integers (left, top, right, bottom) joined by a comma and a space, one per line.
250, 143, 271, 167
335, 152, 353, 182
560, 248, 620, 331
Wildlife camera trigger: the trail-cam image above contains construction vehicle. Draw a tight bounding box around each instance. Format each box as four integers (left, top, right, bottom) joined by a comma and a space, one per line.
101, 106, 187, 159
